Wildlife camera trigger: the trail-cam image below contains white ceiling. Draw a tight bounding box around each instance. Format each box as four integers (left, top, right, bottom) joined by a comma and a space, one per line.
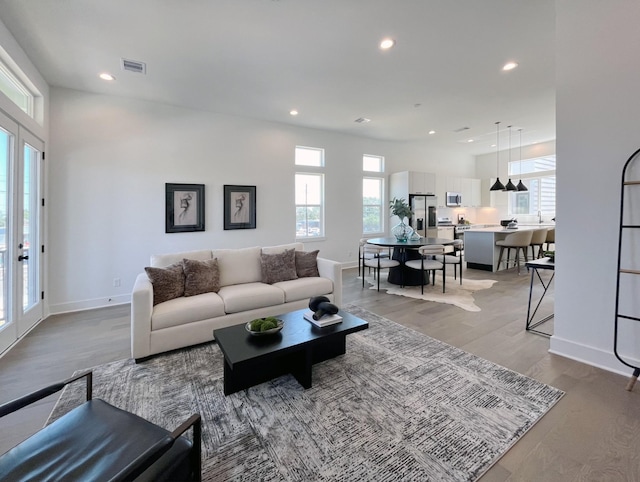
0, 0, 556, 156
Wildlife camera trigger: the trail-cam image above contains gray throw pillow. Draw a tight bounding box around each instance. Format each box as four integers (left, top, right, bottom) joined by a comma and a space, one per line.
144, 262, 185, 305
261, 248, 298, 284
183, 258, 220, 296
295, 250, 320, 277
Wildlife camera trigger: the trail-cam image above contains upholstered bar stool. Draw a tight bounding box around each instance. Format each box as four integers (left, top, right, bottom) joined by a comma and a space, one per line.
496, 230, 533, 274
544, 228, 555, 252
529, 228, 548, 259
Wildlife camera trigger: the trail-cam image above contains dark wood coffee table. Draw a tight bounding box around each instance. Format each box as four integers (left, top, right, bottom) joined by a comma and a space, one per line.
213, 309, 368, 395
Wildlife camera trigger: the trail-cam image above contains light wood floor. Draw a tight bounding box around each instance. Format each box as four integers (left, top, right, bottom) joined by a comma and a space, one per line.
1, 265, 639, 481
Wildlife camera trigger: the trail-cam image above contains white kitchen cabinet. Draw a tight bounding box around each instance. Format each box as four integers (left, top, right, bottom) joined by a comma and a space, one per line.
390, 171, 436, 203
470, 179, 482, 207
435, 175, 447, 207
437, 226, 455, 241
460, 178, 472, 206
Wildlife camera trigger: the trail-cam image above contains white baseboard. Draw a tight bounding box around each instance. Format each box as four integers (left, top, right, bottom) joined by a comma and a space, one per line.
49, 293, 131, 315
549, 335, 640, 378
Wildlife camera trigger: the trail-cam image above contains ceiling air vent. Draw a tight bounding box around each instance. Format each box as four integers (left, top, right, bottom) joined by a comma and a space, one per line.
453, 126, 470, 133
121, 58, 146, 74
354, 117, 371, 123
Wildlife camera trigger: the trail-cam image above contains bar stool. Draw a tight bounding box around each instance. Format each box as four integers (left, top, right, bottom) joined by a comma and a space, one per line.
529, 228, 548, 259
496, 230, 533, 274
405, 245, 446, 293
544, 228, 555, 251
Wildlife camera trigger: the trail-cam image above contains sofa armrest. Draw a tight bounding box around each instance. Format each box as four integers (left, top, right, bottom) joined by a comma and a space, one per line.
131, 273, 154, 360
316, 257, 342, 307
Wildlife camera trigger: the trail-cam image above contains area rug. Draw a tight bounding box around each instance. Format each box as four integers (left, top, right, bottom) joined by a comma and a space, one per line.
363, 275, 498, 312
49, 305, 563, 481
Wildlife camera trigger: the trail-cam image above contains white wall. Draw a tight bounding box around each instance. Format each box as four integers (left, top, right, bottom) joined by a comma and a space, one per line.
551, 0, 640, 375
48, 87, 474, 312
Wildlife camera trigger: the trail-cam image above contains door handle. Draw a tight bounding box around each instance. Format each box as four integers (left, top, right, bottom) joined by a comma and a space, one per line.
18, 254, 29, 262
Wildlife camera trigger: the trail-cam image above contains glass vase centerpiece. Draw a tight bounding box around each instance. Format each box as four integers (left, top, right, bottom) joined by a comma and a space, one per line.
389, 197, 414, 242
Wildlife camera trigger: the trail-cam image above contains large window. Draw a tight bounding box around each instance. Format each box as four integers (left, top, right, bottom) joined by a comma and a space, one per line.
295, 146, 324, 238
363, 154, 384, 234
508, 155, 556, 216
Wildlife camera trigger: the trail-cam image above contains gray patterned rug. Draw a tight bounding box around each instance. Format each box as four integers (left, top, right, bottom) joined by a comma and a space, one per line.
49, 305, 563, 481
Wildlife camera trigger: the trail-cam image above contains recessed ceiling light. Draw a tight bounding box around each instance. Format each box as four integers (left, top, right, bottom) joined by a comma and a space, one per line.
380, 38, 395, 50
502, 61, 518, 71
99, 72, 115, 81
467, 139, 474, 143
289, 109, 298, 116
428, 130, 436, 135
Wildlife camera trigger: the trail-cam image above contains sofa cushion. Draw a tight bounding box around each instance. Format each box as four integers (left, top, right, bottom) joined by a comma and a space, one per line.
151, 250, 212, 268
273, 277, 333, 303
145, 263, 185, 305
151, 292, 226, 330
261, 242, 304, 255
218, 283, 285, 313
211, 246, 262, 286
295, 250, 320, 277
183, 258, 220, 296
260, 248, 298, 284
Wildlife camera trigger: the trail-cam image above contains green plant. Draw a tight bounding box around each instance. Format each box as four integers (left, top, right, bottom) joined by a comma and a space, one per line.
389, 197, 413, 219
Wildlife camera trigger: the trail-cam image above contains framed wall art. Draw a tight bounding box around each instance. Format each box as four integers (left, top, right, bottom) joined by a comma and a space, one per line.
165, 183, 205, 233
224, 185, 256, 230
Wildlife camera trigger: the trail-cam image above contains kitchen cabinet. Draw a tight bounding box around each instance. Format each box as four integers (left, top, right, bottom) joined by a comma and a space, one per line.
435, 175, 482, 207
480, 178, 508, 209
390, 171, 436, 202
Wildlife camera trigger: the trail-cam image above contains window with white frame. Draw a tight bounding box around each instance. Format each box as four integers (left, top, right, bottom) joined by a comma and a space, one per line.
295, 146, 324, 238
508, 155, 556, 217
363, 154, 384, 234
0, 62, 34, 118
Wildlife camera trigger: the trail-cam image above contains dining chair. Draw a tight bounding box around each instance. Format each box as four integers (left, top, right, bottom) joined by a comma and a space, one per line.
544, 228, 555, 252
436, 239, 463, 285
362, 246, 400, 291
358, 238, 389, 277
404, 245, 446, 294
495, 230, 534, 274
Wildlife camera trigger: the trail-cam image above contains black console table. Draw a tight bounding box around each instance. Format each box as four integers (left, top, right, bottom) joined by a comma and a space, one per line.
525, 258, 555, 337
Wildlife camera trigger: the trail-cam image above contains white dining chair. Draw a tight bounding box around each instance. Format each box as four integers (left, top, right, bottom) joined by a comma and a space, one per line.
436, 239, 463, 285
404, 245, 446, 293
362, 246, 400, 291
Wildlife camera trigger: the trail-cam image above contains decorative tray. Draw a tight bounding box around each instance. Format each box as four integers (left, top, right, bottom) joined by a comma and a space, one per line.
245, 319, 284, 336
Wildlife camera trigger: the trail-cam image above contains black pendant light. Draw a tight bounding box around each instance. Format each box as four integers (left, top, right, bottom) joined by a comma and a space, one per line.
504, 125, 517, 191
490, 121, 505, 191
516, 128, 528, 191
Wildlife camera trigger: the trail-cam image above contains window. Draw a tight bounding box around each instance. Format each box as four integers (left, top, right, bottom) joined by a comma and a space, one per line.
295, 146, 324, 238
508, 155, 556, 216
0, 62, 34, 118
362, 154, 384, 234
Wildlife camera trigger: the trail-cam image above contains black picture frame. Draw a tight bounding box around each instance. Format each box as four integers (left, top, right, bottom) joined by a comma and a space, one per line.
165, 183, 205, 233
224, 185, 256, 230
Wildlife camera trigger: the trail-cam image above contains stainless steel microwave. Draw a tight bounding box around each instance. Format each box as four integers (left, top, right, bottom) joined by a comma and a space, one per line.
446, 192, 462, 207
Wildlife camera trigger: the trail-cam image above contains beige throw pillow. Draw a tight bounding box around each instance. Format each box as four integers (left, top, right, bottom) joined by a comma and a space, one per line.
145, 262, 185, 305
295, 250, 320, 277
183, 258, 220, 296
260, 248, 298, 284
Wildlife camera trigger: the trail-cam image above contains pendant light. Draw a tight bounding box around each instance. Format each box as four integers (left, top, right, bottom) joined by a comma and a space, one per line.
516, 128, 528, 191
504, 125, 517, 191
490, 121, 505, 191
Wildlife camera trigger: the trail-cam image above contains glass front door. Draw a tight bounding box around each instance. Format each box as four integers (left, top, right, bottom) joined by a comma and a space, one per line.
0, 111, 43, 354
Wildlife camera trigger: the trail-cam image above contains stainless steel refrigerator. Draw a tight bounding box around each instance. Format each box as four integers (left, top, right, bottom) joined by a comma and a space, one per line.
409, 194, 438, 237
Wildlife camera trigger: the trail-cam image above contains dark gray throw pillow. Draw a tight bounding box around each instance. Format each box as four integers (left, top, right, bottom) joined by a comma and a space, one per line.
144, 262, 185, 305
295, 250, 320, 277
261, 248, 298, 284
183, 258, 220, 296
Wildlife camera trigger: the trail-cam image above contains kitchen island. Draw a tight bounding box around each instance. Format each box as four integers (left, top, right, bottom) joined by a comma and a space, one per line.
464, 225, 554, 272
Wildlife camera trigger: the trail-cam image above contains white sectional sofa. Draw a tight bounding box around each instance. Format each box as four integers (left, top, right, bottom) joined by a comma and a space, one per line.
131, 243, 342, 360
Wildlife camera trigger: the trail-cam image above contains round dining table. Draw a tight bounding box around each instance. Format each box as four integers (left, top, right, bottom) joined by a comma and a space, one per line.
366, 236, 455, 286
